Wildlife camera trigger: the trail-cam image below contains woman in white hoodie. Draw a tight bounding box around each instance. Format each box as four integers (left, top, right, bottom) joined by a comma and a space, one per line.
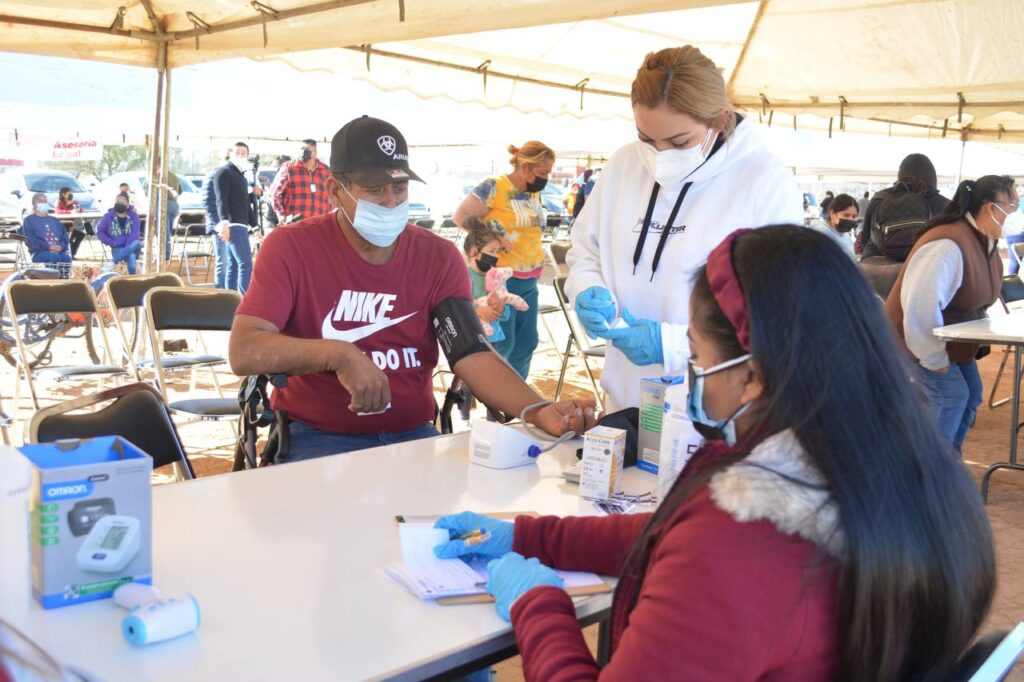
566, 45, 802, 416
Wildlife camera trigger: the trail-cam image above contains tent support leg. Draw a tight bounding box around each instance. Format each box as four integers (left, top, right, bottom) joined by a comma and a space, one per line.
144, 42, 167, 275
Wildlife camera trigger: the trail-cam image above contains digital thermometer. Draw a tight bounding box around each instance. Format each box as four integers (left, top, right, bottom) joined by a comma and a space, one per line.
75, 515, 140, 573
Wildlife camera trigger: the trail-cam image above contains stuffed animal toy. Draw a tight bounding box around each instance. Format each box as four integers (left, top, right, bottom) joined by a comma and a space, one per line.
474, 266, 529, 337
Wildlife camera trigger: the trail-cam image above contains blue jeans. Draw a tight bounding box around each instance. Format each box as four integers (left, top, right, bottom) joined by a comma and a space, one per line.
32, 251, 72, 278
491, 276, 539, 379
913, 360, 983, 452
279, 421, 439, 463
164, 199, 179, 261
212, 226, 252, 293
111, 240, 142, 275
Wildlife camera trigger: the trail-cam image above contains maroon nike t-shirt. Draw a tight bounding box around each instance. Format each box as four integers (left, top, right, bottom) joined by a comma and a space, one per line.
237, 212, 471, 434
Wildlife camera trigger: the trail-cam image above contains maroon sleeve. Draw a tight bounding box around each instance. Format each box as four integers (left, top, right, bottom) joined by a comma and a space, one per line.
510, 491, 838, 682
236, 227, 297, 330
513, 513, 650, 576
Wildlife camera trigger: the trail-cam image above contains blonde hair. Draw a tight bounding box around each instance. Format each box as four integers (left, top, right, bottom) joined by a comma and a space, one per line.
508, 141, 555, 170
631, 46, 735, 138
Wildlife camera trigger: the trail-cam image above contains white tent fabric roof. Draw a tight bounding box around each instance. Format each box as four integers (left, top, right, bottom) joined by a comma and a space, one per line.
2, 0, 1024, 139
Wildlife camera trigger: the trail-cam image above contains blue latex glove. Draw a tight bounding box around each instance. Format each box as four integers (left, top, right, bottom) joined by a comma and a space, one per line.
602, 308, 663, 366
574, 286, 616, 340
486, 552, 565, 621
433, 511, 514, 560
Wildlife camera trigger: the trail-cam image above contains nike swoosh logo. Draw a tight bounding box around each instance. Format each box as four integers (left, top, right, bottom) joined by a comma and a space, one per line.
321, 310, 417, 343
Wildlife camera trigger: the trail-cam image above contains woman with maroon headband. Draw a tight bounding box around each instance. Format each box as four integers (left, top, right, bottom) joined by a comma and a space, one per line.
435, 226, 994, 680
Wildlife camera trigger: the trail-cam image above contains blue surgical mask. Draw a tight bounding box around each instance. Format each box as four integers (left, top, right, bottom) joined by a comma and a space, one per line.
686, 353, 753, 446
340, 185, 409, 248
34, 202, 48, 214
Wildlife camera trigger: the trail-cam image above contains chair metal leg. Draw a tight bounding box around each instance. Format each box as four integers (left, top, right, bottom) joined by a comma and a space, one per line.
554, 335, 573, 401
988, 345, 1015, 409
580, 354, 604, 412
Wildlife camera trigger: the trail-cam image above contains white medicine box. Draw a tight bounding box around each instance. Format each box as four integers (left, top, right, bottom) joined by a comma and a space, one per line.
18, 436, 152, 609
580, 426, 626, 501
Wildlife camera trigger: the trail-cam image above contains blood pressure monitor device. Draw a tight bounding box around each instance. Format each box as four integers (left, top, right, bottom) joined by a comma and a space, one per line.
67, 498, 115, 537
75, 515, 141, 573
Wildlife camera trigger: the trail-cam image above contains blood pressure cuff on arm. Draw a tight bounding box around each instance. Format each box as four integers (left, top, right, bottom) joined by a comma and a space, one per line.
432, 296, 492, 366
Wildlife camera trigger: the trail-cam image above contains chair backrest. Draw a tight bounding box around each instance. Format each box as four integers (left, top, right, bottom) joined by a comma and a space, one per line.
145, 286, 241, 332
859, 256, 903, 300
7, 279, 99, 316
28, 383, 194, 478
106, 272, 183, 310
549, 241, 571, 269
414, 219, 436, 230
546, 215, 562, 228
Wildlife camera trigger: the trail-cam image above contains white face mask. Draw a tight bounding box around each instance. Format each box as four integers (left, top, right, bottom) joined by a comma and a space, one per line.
340, 184, 409, 248
231, 156, 249, 172
638, 129, 716, 188
993, 203, 1024, 238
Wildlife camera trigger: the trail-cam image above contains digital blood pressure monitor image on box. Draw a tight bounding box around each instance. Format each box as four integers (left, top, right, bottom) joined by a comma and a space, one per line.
67, 498, 116, 537
75, 515, 141, 573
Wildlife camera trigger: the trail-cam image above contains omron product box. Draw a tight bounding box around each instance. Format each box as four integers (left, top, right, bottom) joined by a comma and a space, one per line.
637, 376, 685, 474
18, 437, 152, 609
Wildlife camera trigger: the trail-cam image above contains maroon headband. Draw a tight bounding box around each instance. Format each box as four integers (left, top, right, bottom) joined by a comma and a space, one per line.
705, 229, 751, 351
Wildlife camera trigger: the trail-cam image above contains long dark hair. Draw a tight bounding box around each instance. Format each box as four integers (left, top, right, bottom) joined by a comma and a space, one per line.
619, 226, 994, 681
924, 174, 1015, 232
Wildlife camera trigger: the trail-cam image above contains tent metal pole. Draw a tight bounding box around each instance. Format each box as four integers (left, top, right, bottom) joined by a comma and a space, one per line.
727, 0, 769, 93
157, 67, 172, 270
956, 138, 967, 186
143, 43, 167, 275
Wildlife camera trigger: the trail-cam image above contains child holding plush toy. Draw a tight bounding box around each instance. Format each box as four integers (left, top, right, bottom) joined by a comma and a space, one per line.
463, 218, 529, 344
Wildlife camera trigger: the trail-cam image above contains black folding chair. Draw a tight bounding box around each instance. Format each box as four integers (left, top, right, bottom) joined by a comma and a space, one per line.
28, 382, 195, 480
7, 279, 128, 409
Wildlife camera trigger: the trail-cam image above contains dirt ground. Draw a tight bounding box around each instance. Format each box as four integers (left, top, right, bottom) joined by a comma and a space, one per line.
2, 235, 1022, 679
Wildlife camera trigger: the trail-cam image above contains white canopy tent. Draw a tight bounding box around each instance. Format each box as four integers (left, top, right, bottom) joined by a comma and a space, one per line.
2, 0, 1024, 265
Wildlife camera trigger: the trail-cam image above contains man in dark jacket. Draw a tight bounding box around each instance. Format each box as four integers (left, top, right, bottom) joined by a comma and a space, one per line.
858, 153, 950, 260
206, 142, 259, 292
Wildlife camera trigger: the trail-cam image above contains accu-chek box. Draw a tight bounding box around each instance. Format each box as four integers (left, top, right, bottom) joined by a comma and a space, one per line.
17, 436, 152, 609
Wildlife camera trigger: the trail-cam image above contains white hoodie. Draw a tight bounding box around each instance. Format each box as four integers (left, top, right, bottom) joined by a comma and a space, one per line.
566, 116, 803, 411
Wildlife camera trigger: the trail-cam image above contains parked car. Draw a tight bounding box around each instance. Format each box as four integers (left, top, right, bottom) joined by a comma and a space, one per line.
93, 171, 202, 213
184, 174, 207, 190
408, 202, 432, 223
0, 169, 96, 216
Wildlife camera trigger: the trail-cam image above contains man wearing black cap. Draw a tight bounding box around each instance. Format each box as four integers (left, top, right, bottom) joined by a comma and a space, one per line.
229, 116, 596, 462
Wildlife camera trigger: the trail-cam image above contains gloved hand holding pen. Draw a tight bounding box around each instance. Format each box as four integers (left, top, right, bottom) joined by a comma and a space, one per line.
433, 511, 514, 560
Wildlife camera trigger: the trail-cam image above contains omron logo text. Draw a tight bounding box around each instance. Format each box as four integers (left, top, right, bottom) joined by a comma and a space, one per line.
41, 480, 93, 501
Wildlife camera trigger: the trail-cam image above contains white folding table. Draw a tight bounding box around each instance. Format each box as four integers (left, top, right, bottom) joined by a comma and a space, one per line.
934, 314, 1024, 501
1, 429, 656, 681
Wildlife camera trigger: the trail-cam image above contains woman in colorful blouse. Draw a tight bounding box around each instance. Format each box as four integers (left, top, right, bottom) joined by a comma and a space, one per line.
454, 141, 554, 379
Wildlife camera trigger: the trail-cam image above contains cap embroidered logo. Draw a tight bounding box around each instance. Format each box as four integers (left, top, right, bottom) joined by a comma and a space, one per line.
377, 136, 397, 156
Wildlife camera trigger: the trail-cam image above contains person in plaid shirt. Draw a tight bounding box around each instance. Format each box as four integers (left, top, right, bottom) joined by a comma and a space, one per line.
270, 139, 332, 223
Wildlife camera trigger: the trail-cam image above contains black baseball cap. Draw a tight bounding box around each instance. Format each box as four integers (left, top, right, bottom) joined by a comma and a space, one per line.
330, 115, 423, 186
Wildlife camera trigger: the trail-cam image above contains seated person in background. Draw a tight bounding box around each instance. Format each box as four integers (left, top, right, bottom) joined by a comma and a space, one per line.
808, 192, 858, 259
54, 186, 79, 214
22, 193, 72, 273
434, 226, 995, 680
229, 116, 597, 462
96, 193, 142, 274
118, 182, 134, 204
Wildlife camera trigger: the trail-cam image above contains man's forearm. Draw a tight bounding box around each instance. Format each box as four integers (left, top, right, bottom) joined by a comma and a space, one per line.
229, 328, 350, 377
454, 352, 544, 421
